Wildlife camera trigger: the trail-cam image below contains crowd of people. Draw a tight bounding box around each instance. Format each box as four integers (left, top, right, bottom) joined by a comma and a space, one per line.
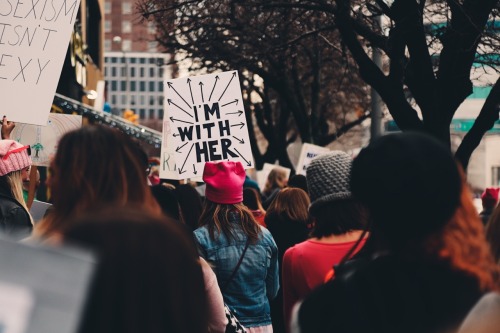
0, 116, 500, 333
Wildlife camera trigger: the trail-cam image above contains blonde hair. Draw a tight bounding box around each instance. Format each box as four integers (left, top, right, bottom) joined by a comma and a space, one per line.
263, 169, 287, 195
6, 171, 33, 225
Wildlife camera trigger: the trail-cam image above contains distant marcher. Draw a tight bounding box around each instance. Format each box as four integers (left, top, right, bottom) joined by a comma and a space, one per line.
480, 188, 499, 225
0, 140, 33, 240
244, 175, 261, 195
194, 161, 279, 332
150, 184, 181, 221
265, 187, 312, 333
287, 175, 308, 195
262, 168, 288, 209
296, 132, 499, 333
36, 125, 162, 239
243, 187, 267, 227
63, 209, 209, 333
282, 152, 367, 332
176, 184, 204, 232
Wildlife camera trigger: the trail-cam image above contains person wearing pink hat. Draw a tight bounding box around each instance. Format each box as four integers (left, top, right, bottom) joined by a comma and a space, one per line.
0, 139, 33, 240
194, 161, 279, 333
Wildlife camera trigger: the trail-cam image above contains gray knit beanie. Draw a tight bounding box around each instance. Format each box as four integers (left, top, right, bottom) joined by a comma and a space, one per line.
306, 151, 352, 213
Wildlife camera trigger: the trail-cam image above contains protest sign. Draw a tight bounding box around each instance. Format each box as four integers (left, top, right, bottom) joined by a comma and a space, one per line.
11, 114, 82, 166
257, 163, 291, 192
0, 0, 81, 125
295, 143, 330, 175
160, 71, 253, 179
0, 237, 94, 333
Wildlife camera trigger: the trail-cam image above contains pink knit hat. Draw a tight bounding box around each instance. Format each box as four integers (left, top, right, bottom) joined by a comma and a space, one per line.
203, 161, 245, 204
0, 140, 31, 176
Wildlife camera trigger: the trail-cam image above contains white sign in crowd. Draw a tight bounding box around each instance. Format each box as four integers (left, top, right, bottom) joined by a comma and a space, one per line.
295, 143, 330, 176
0, 0, 81, 126
160, 71, 254, 179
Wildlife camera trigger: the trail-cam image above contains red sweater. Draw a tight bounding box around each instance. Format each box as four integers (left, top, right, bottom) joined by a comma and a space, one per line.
282, 238, 366, 332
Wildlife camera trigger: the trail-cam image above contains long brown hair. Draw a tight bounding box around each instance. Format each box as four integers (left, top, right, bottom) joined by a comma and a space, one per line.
36, 125, 162, 238
199, 200, 261, 243
425, 171, 500, 291
265, 187, 310, 224
263, 168, 287, 196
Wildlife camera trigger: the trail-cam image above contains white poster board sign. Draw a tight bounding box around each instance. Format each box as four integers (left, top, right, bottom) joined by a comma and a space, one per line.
0, 0, 81, 125
0, 281, 34, 333
11, 114, 82, 166
160, 71, 253, 179
295, 143, 330, 175
257, 163, 291, 192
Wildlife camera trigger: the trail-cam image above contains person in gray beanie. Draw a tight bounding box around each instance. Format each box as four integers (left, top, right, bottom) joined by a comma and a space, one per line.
281, 151, 368, 331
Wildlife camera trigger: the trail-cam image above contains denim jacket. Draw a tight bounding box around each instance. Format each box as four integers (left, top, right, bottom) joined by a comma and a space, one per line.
194, 212, 279, 328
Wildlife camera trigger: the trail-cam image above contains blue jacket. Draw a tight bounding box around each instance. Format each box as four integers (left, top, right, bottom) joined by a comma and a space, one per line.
194, 212, 279, 328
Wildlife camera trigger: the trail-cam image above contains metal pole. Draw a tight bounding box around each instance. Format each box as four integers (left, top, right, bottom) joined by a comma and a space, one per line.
123, 50, 130, 110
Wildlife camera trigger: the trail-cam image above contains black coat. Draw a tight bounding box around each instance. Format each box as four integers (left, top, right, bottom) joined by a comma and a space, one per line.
297, 255, 483, 333
0, 187, 32, 240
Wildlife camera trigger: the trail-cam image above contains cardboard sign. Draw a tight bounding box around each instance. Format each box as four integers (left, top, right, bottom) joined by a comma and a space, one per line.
0, 0, 81, 125
0, 237, 94, 333
160, 71, 253, 179
257, 163, 291, 192
11, 114, 82, 166
295, 143, 330, 175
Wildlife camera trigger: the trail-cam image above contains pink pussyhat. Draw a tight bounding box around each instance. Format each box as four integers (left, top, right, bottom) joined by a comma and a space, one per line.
0, 140, 31, 176
203, 161, 246, 204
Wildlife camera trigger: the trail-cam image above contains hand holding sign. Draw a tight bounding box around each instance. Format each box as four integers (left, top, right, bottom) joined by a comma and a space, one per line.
160, 71, 253, 179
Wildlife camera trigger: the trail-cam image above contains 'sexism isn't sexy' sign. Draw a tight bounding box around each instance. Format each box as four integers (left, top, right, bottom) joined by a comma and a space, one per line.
0, 0, 81, 125
160, 71, 253, 180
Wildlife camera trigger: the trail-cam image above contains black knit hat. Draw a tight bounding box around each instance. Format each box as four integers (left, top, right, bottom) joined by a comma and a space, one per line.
350, 132, 461, 241
306, 151, 352, 214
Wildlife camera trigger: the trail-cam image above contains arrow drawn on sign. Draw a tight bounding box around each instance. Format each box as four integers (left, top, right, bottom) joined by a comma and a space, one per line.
199, 82, 205, 103
187, 78, 194, 104
232, 136, 245, 144
231, 122, 245, 129
176, 142, 189, 153
173, 133, 179, 137
218, 72, 237, 101
234, 148, 252, 167
209, 75, 219, 101
221, 99, 239, 108
178, 144, 194, 175
170, 116, 193, 125
226, 110, 243, 117
168, 99, 193, 118
167, 82, 191, 109
193, 164, 197, 175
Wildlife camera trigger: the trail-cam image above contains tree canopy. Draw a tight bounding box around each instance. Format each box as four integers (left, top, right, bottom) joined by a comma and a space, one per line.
138, 0, 500, 169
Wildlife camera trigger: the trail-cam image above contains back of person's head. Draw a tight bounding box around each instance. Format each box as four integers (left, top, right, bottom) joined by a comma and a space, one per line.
287, 174, 308, 194
263, 168, 287, 194
351, 132, 461, 245
37, 125, 161, 237
200, 161, 260, 242
306, 151, 366, 237
265, 187, 310, 225
243, 187, 264, 211
482, 188, 500, 210
64, 208, 207, 333
175, 184, 203, 232
150, 184, 180, 220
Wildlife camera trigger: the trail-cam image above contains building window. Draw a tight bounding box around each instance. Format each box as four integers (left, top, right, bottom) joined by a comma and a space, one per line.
111, 81, 117, 91
110, 67, 116, 77
130, 81, 136, 91
140, 95, 145, 105
493, 166, 500, 186
104, 67, 108, 77
111, 57, 117, 63
149, 97, 155, 105
158, 81, 163, 92
104, 20, 111, 33
140, 82, 146, 92
111, 95, 117, 105
149, 68, 155, 77
121, 81, 126, 91
140, 109, 146, 119
121, 95, 127, 105
159, 67, 164, 78
159, 96, 164, 106
130, 67, 136, 77
122, 39, 132, 51
140, 68, 145, 77
159, 109, 164, 119
104, 39, 111, 52
149, 81, 155, 92
130, 58, 136, 64
148, 22, 156, 34
140, 58, 146, 64
122, 2, 132, 14
149, 109, 156, 118
104, 1, 111, 14
122, 21, 132, 33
